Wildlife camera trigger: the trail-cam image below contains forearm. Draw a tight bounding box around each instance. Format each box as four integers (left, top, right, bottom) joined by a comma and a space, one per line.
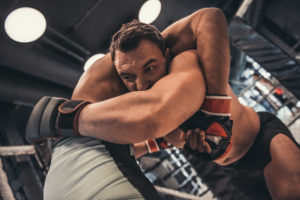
78, 91, 161, 144
194, 8, 230, 95
163, 8, 230, 95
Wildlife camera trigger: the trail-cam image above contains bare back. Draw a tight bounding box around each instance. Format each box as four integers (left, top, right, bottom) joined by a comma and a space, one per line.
216, 87, 260, 165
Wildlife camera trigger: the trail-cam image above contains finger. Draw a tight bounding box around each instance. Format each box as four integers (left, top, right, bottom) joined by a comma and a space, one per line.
185, 130, 192, 143
177, 129, 186, 148
179, 129, 186, 142
191, 129, 203, 152
173, 129, 184, 148
190, 131, 198, 150
199, 130, 205, 142
198, 140, 204, 153
198, 138, 205, 152
203, 141, 212, 154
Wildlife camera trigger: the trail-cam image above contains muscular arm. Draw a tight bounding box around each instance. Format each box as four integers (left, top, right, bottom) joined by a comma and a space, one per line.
162, 7, 230, 95
78, 50, 206, 144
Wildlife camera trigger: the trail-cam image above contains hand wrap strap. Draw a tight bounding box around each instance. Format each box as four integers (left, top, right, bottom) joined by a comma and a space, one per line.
57, 100, 91, 136
200, 95, 231, 116
145, 138, 173, 153
181, 95, 233, 161
26, 96, 90, 143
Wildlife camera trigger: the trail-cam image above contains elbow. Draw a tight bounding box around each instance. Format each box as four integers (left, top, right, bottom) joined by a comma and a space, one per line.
203, 8, 227, 24
204, 7, 224, 15
194, 7, 227, 25
198, 7, 225, 18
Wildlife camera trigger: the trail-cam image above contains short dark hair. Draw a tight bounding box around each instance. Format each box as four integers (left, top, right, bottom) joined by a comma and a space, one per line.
109, 20, 166, 61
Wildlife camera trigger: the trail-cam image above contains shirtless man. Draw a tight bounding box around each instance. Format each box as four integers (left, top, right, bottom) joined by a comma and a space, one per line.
26, 8, 300, 200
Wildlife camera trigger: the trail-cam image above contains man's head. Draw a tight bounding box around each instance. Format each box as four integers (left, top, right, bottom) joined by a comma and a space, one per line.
109, 20, 169, 91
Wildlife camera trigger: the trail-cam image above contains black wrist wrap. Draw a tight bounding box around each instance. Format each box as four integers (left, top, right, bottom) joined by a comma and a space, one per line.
57, 100, 90, 136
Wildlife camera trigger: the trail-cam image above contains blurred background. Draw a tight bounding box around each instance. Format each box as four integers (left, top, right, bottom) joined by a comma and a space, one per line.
0, 0, 299, 199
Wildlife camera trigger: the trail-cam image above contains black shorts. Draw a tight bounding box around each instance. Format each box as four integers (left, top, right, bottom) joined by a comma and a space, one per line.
220, 112, 300, 199
226, 111, 299, 169
187, 112, 299, 200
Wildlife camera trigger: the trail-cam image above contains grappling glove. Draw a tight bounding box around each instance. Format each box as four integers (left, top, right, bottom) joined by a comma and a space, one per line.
26, 96, 90, 143
180, 95, 233, 161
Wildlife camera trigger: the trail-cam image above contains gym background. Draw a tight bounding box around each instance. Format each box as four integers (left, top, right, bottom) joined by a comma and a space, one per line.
0, 0, 299, 199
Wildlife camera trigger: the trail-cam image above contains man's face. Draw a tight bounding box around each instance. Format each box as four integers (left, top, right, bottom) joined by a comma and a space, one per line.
114, 40, 168, 91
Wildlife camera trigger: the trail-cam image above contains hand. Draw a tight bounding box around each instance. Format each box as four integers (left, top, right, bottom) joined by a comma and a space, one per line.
163, 128, 186, 148
185, 128, 212, 154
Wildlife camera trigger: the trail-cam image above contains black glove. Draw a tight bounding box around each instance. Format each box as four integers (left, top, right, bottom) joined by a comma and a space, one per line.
26, 96, 90, 143
180, 111, 233, 161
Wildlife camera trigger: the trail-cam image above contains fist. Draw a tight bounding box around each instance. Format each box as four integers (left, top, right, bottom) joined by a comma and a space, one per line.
185, 128, 212, 154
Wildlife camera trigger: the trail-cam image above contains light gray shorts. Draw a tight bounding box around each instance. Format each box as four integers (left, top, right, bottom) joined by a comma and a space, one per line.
44, 137, 157, 200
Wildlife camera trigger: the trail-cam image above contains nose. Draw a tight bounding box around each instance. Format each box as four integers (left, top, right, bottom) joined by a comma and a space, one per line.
136, 78, 151, 91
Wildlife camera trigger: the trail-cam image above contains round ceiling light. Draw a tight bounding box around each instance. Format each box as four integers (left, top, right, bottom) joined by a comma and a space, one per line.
4, 7, 47, 43
138, 0, 161, 24
84, 54, 105, 71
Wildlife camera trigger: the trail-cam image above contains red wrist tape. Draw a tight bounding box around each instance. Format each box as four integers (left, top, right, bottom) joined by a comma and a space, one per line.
145, 139, 160, 153
200, 95, 231, 116
156, 138, 170, 149
145, 138, 173, 153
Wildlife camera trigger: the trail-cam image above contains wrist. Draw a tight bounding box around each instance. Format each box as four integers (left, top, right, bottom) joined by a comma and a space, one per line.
132, 142, 148, 158
56, 100, 91, 136
145, 139, 160, 153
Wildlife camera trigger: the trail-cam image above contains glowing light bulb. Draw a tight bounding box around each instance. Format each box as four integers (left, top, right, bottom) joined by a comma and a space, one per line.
5, 7, 47, 43
139, 0, 161, 24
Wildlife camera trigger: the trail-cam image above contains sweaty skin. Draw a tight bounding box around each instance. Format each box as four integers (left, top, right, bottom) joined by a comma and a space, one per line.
72, 8, 260, 165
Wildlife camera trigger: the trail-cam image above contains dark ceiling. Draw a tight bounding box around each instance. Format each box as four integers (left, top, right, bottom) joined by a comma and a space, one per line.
0, 0, 299, 107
